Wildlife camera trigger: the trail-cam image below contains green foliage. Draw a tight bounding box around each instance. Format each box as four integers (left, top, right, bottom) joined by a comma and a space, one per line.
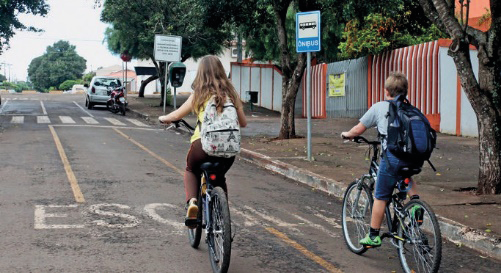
101, 0, 231, 62
82, 72, 95, 85
0, 81, 31, 92
0, 0, 48, 54
0, 74, 6, 82
27, 40, 87, 91
59, 80, 78, 91
338, 1, 447, 59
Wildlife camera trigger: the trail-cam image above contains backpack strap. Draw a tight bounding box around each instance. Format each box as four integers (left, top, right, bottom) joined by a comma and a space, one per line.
426, 159, 437, 172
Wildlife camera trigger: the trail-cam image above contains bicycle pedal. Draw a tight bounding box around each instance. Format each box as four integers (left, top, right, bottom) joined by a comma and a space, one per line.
184, 218, 198, 227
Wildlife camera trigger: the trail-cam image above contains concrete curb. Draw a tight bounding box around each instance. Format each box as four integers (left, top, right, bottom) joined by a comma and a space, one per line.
127, 107, 151, 121
239, 148, 501, 261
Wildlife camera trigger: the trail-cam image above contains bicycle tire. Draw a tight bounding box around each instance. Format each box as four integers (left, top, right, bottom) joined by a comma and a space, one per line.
397, 199, 442, 273
187, 190, 203, 248
208, 186, 231, 273
342, 178, 374, 255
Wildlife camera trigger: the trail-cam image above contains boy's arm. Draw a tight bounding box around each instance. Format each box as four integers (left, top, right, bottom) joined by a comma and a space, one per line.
341, 122, 367, 139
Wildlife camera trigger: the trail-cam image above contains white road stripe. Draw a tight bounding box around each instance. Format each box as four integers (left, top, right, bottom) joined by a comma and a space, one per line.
81, 117, 99, 124
11, 116, 24, 124
73, 101, 93, 117
0, 100, 9, 114
37, 116, 51, 124
40, 101, 47, 115
290, 213, 339, 238
313, 213, 342, 229
126, 118, 149, 127
104, 117, 126, 126
243, 205, 300, 232
59, 116, 76, 124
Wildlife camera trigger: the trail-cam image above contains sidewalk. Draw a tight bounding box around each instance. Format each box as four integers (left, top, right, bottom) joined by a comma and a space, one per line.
126, 94, 501, 260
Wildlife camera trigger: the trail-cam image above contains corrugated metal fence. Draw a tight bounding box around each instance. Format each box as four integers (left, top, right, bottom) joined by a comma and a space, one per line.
230, 62, 283, 112
301, 64, 327, 118
326, 57, 368, 118
368, 40, 440, 130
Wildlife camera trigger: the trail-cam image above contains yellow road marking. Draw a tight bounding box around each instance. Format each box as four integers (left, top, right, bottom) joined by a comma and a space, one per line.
48, 125, 85, 203
266, 227, 343, 273
113, 128, 184, 176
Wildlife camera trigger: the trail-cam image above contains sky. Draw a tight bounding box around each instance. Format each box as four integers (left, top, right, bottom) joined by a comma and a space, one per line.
0, 0, 121, 82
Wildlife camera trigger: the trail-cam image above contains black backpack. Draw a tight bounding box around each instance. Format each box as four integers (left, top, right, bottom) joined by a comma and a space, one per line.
386, 95, 437, 170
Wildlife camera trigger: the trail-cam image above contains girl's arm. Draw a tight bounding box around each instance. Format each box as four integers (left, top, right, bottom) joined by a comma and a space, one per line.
235, 99, 247, 128
159, 94, 194, 124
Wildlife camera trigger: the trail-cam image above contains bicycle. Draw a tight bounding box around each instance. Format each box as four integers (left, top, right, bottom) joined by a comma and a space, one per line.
341, 136, 442, 273
170, 119, 232, 273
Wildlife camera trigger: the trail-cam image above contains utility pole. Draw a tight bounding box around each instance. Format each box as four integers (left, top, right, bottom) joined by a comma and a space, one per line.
1, 63, 12, 82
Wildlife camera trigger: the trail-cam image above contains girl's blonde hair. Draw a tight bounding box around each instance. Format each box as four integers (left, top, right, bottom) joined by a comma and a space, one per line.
192, 55, 241, 114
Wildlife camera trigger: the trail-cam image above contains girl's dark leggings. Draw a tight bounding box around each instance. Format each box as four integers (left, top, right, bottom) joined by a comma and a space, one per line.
184, 139, 235, 202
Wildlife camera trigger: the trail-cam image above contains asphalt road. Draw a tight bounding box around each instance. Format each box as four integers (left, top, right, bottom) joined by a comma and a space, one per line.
0, 93, 499, 272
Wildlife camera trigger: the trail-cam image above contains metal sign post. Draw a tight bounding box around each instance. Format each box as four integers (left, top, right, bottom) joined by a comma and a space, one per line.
154, 34, 182, 113
296, 10, 321, 161
163, 63, 168, 113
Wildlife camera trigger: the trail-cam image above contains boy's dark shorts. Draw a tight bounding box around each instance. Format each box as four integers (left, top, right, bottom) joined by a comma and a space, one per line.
375, 150, 410, 201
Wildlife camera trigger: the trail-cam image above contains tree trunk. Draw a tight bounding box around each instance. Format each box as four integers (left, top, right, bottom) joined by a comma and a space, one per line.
138, 75, 159, 97
451, 43, 501, 194
272, 0, 308, 139
418, 0, 501, 194
279, 55, 307, 139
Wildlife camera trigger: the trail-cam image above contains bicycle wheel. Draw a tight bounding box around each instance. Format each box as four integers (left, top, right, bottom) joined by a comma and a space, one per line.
187, 191, 203, 248
398, 199, 442, 273
342, 178, 374, 254
208, 186, 231, 273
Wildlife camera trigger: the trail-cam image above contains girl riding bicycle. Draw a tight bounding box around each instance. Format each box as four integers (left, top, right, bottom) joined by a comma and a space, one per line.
341, 72, 423, 247
159, 55, 247, 227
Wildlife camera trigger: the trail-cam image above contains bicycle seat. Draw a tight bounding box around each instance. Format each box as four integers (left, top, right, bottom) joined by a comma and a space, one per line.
200, 162, 221, 172
397, 166, 422, 177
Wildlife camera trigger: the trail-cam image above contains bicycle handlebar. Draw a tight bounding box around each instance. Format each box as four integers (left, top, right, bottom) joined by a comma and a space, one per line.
343, 135, 380, 146
172, 119, 195, 131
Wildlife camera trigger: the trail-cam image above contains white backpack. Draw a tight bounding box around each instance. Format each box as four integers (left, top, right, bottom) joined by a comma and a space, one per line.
200, 96, 241, 158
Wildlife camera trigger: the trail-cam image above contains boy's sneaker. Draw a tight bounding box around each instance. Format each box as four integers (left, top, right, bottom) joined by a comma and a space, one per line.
410, 205, 424, 226
360, 234, 381, 248
185, 199, 198, 228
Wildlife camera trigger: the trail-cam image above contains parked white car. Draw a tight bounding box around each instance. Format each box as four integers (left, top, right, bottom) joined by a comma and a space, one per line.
85, 76, 122, 109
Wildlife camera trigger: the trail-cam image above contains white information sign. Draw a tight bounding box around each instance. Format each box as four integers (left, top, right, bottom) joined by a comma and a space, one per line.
154, 35, 182, 62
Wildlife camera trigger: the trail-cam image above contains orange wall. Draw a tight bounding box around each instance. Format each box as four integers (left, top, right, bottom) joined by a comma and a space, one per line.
456, 0, 490, 18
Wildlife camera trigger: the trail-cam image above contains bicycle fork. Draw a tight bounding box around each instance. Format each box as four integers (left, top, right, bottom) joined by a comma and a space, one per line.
204, 191, 220, 263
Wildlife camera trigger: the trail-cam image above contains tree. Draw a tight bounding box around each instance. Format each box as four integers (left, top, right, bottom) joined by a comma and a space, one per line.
417, 0, 500, 194
0, 74, 6, 82
59, 80, 78, 91
0, 0, 48, 55
27, 41, 87, 91
100, 0, 232, 100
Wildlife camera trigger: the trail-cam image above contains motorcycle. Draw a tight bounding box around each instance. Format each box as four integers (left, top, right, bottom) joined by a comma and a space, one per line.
106, 86, 127, 116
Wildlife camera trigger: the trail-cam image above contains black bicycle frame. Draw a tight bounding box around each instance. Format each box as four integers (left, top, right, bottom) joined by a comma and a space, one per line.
200, 165, 227, 262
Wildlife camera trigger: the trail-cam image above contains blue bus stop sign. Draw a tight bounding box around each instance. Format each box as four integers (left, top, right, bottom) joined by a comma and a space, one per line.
296, 11, 321, 53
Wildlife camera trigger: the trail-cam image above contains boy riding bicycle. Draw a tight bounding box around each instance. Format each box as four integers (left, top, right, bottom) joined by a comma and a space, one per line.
341, 72, 423, 247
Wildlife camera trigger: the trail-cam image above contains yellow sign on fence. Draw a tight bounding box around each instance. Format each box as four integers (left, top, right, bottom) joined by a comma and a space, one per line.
329, 73, 345, 97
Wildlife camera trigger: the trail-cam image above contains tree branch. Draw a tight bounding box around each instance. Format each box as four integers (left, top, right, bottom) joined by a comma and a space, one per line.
272, 0, 292, 78
432, 0, 464, 39
417, 0, 449, 34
